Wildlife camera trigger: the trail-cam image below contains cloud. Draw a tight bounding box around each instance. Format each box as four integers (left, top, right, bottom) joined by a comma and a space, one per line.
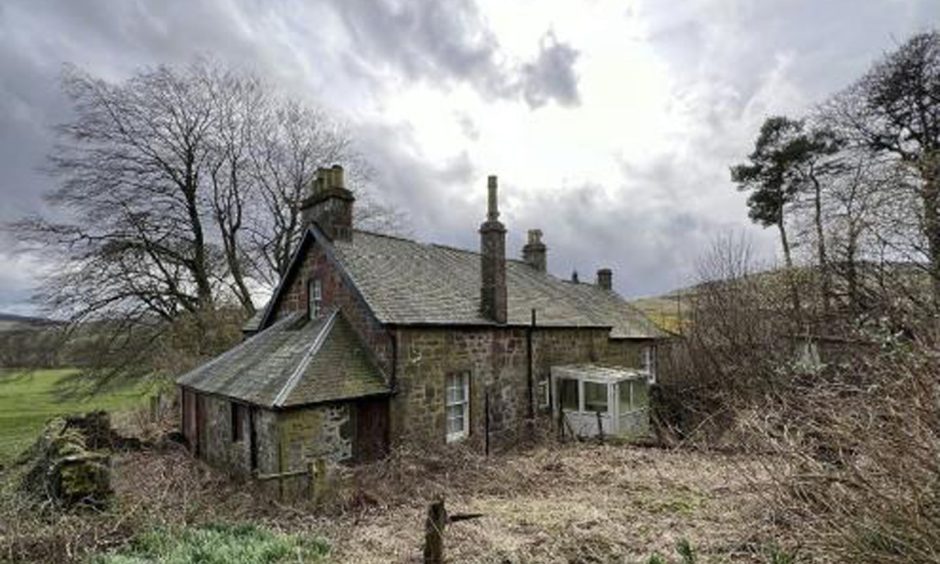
329, 0, 581, 109
0, 0, 938, 313
521, 31, 580, 109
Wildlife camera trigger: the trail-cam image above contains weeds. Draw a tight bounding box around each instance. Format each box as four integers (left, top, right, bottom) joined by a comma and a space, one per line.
91, 523, 330, 564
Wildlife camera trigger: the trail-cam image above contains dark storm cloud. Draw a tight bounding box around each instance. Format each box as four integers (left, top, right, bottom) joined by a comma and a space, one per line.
329, 0, 581, 108
1, 0, 939, 313
0, 0, 581, 312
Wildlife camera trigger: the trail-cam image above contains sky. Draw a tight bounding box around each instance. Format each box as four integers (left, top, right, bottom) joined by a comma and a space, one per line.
0, 0, 937, 315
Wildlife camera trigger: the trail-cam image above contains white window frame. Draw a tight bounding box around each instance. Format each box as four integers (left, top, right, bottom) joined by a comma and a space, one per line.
641, 345, 656, 383
538, 379, 550, 409
445, 372, 470, 443
308, 278, 322, 319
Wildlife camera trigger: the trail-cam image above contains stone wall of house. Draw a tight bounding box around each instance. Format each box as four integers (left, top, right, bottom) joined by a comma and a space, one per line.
270, 404, 353, 499
391, 326, 652, 451
273, 239, 393, 374
276, 404, 353, 468
186, 390, 350, 491
196, 394, 253, 477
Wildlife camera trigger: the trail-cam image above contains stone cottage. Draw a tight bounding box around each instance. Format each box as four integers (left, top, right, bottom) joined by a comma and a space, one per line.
176, 165, 667, 480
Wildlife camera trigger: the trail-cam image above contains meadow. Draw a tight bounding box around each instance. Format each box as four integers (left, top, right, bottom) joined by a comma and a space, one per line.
0, 369, 157, 464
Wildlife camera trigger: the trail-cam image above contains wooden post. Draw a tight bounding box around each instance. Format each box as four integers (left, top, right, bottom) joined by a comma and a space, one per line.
484, 389, 490, 456
307, 460, 316, 500
303, 458, 328, 504
424, 497, 447, 564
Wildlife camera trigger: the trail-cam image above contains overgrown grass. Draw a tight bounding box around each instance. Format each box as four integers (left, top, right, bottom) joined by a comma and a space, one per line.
92, 523, 330, 563
0, 369, 156, 464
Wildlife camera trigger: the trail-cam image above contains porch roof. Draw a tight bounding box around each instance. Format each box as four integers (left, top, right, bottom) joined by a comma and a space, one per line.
550, 363, 648, 383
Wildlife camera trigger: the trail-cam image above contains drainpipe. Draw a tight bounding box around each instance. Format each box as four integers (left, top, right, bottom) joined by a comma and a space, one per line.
390, 327, 399, 392
526, 308, 537, 419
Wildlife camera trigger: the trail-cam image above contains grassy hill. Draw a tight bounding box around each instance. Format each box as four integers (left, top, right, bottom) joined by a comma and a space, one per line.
0, 312, 60, 333
630, 291, 693, 334
0, 369, 157, 464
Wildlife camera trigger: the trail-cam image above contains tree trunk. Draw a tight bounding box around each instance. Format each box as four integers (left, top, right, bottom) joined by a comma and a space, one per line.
777, 212, 802, 316
812, 176, 832, 320
845, 230, 860, 316
922, 155, 940, 311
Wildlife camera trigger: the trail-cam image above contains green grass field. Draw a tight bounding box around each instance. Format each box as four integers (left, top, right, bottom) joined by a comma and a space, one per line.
0, 369, 157, 464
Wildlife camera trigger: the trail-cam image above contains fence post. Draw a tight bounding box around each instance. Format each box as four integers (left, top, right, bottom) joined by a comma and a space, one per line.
484, 389, 490, 456
307, 460, 316, 500
423, 497, 447, 564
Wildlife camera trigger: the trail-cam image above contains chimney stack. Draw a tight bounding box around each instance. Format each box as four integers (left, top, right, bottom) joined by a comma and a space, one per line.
300, 164, 354, 241
480, 175, 507, 323
597, 268, 612, 290
522, 229, 547, 272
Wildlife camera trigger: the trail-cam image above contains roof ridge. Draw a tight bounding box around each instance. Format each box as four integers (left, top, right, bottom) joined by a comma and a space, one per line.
352, 229, 535, 266
177, 312, 302, 385
272, 310, 338, 407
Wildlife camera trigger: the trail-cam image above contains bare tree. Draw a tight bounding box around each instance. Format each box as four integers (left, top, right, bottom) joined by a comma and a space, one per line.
822, 31, 940, 306
5, 60, 403, 378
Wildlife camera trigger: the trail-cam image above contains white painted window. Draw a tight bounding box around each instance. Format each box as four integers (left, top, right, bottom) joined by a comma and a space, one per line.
559, 378, 579, 411
538, 379, 550, 409
641, 345, 656, 383
583, 381, 609, 414
308, 278, 322, 319
445, 372, 470, 442
618, 379, 649, 413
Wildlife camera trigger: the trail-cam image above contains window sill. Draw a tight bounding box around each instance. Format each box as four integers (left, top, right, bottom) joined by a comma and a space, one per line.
446, 432, 467, 444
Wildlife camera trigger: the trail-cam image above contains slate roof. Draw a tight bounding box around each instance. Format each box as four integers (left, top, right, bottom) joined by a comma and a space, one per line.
242, 307, 265, 333
177, 310, 389, 407
330, 230, 667, 339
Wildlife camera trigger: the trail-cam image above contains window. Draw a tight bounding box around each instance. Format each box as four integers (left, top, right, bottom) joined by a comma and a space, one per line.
641, 346, 656, 383
445, 372, 470, 442
231, 402, 245, 442
308, 278, 322, 319
559, 378, 579, 411
584, 381, 608, 414
538, 379, 550, 409
619, 379, 650, 413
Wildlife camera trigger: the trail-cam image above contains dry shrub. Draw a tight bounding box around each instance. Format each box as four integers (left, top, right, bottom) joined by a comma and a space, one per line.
741, 340, 940, 562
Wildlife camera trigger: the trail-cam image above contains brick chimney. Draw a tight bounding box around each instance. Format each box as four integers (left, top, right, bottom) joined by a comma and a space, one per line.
522, 229, 547, 272
300, 165, 354, 241
480, 175, 507, 323
596, 268, 612, 290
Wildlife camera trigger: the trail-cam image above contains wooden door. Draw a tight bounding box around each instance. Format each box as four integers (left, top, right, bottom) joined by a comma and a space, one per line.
354, 398, 389, 463
195, 393, 206, 457
182, 388, 197, 451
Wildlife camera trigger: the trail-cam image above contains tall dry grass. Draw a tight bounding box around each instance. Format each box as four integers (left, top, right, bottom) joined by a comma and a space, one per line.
657, 234, 940, 562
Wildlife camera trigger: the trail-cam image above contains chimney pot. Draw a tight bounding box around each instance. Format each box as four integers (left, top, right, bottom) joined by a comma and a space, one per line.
597, 268, 612, 290
300, 164, 354, 241
486, 175, 500, 221
480, 174, 507, 323
522, 229, 547, 272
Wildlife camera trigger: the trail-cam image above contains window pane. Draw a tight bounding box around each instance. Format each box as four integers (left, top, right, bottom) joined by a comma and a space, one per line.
619, 381, 631, 413
560, 379, 578, 411
445, 373, 467, 405
446, 405, 464, 435
631, 380, 649, 410
584, 382, 608, 414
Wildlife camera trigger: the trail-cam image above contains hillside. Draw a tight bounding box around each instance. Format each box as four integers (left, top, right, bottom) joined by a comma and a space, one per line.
0, 313, 59, 333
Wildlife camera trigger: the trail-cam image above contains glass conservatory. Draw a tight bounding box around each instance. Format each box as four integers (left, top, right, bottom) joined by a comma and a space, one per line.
551, 364, 650, 438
